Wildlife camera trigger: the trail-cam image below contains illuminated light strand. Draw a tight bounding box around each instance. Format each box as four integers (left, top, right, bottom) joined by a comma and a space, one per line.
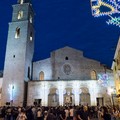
106, 15, 120, 27
90, 0, 120, 27
97, 74, 109, 87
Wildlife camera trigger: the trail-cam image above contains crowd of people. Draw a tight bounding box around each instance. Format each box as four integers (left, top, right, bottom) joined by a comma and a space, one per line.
0, 105, 120, 120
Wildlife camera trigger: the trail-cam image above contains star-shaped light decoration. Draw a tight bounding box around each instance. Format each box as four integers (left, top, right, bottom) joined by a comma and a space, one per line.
90, 0, 120, 27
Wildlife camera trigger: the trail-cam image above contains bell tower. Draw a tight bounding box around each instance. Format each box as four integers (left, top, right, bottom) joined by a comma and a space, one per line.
1, 0, 35, 106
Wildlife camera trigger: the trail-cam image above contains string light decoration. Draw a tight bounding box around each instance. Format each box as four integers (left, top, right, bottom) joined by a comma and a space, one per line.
98, 73, 109, 86
90, 0, 120, 27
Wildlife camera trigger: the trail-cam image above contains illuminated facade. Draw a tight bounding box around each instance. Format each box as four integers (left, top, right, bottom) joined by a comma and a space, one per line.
27, 47, 115, 106
90, 0, 120, 27
1, 0, 115, 107
112, 37, 120, 99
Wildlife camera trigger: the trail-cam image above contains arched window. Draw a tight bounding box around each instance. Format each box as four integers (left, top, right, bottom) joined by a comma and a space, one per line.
91, 70, 97, 80
15, 27, 20, 38
30, 32, 33, 41
19, 0, 24, 4
30, 15, 33, 23
65, 56, 68, 60
28, 67, 30, 79
39, 71, 44, 80
18, 11, 23, 20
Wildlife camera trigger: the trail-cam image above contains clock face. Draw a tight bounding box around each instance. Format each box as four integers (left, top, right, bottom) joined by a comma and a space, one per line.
63, 64, 71, 75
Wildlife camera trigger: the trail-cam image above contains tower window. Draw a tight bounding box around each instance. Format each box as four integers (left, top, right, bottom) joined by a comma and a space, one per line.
91, 70, 97, 80
13, 55, 15, 58
65, 56, 68, 60
15, 27, 20, 39
30, 32, 33, 41
39, 71, 44, 80
30, 15, 33, 23
19, 0, 24, 4
28, 67, 30, 79
17, 11, 23, 20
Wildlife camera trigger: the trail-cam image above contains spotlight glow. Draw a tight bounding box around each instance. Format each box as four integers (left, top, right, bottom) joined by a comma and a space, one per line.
8, 84, 14, 101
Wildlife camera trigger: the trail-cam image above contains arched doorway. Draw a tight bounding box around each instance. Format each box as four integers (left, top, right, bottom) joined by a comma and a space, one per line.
64, 88, 75, 106
48, 88, 59, 106
80, 87, 90, 105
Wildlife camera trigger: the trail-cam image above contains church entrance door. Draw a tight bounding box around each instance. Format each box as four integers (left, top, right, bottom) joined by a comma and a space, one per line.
96, 97, 103, 106
34, 99, 42, 106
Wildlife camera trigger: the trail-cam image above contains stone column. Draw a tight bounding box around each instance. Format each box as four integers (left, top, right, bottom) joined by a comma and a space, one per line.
44, 85, 49, 106
58, 83, 64, 106
72, 82, 80, 105
89, 82, 97, 106
73, 88, 80, 106
41, 82, 49, 106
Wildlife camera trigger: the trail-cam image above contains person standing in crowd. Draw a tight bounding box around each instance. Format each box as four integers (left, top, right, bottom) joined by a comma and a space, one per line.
69, 106, 74, 120
77, 106, 90, 120
46, 108, 56, 120
97, 107, 103, 120
0, 106, 6, 120
36, 108, 43, 120
43, 111, 48, 120
16, 109, 27, 120
59, 107, 66, 120
6, 107, 12, 120
12, 107, 19, 120
65, 107, 69, 120
101, 106, 111, 120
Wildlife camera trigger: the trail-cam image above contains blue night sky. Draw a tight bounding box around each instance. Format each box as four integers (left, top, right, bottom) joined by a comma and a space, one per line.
0, 0, 119, 70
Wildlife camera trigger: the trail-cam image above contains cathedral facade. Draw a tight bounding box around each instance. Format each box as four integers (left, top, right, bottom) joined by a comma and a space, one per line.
1, 0, 115, 107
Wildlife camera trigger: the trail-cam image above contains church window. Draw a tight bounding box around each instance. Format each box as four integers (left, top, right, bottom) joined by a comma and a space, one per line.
39, 71, 44, 80
17, 11, 23, 20
65, 56, 68, 60
114, 66, 116, 72
30, 15, 33, 23
20, 0, 24, 4
28, 67, 30, 79
91, 70, 97, 80
30, 32, 33, 41
15, 27, 20, 39
117, 50, 120, 65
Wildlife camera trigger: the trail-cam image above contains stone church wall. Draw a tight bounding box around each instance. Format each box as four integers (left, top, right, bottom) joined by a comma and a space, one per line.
33, 47, 113, 80
33, 58, 52, 80
27, 80, 112, 106
50, 46, 105, 80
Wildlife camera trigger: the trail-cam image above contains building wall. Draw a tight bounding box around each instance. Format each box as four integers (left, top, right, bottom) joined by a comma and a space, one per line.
112, 37, 120, 95
33, 58, 52, 80
27, 80, 113, 106
1, 2, 35, 106
30, 46, 115, 106
0, 78, 3, 106
33, 46, 109, 80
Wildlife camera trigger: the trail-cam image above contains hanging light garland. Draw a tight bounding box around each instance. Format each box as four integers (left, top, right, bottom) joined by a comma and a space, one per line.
90, 0, 120, 27
97, 73, 109, 86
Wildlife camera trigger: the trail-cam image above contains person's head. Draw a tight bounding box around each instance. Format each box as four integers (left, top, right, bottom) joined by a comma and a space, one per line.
21, 109, 26, 113
102, 106, 109, 114
83, 106, 88, 111
44, 111, 48, 116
